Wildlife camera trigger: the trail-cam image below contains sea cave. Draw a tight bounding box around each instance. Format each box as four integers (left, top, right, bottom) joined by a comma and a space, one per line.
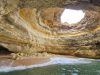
0, 0, 100, 75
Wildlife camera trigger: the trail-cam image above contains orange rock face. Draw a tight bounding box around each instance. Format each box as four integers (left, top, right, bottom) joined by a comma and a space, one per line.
0, 1, 100, 58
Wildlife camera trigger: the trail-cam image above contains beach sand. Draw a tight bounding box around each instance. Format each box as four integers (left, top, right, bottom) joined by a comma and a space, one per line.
0, 53, 78, 67
0, 54, 51, 67
0, 53, 95, 72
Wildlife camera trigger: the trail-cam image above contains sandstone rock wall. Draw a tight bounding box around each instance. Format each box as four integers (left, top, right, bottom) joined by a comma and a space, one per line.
0, 0, 100, 58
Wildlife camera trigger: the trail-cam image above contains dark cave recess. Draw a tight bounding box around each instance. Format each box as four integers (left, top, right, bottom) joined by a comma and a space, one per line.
0, 46, 12, 55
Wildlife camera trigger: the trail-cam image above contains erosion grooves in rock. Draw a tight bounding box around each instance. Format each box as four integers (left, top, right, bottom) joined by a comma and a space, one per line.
0, 0, 100, 58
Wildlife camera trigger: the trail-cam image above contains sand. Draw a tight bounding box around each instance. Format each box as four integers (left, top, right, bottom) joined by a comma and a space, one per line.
0, 54, 51, 67
0, 54, 95, 72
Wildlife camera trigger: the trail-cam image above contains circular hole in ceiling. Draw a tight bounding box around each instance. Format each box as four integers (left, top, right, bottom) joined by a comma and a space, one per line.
60, 9, 85, 24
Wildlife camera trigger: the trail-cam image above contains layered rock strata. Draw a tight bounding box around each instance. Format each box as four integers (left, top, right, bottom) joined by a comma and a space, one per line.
0, 0, 100, 58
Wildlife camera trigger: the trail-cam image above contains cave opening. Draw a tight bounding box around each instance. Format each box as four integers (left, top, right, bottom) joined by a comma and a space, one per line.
60, 9, 85, 24
0, 45, 13, 55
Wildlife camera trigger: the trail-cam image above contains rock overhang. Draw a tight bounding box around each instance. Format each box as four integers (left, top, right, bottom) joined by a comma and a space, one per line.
0, 0, 100, 58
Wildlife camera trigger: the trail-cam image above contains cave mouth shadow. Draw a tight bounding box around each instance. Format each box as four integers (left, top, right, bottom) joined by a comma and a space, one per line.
95, 42, 100, 48
0, 45, 13, 55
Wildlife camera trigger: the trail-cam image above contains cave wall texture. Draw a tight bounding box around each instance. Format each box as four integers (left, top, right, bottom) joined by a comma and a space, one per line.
0, 0, 100, 58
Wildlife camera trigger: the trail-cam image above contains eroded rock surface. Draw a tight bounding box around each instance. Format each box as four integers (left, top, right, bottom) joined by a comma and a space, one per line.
0, 0, 100, 58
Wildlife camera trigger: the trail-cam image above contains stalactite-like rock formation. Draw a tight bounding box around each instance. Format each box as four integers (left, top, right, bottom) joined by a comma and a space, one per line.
0, 0, 100, 58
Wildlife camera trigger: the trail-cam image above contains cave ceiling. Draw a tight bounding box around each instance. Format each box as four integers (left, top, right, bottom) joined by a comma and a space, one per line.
0, 0, 100, 58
